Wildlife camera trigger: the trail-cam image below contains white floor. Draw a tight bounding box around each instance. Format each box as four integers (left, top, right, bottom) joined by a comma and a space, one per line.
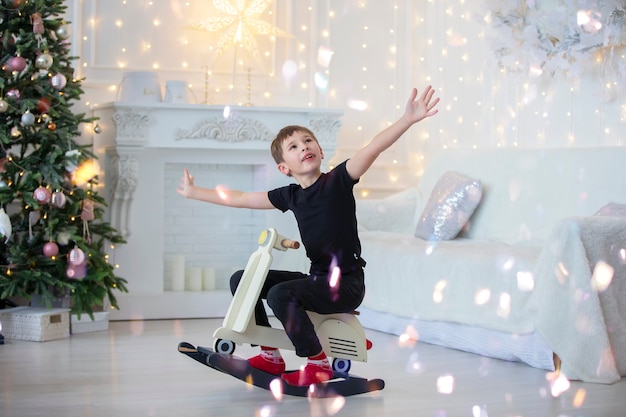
0, 318, 623, 417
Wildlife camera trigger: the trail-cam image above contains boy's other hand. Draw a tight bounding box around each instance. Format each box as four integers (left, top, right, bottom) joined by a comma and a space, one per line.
177, 168, 194, 198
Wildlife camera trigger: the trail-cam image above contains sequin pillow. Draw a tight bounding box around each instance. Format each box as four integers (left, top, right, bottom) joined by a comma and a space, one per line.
594, 202, 626, 217
414, 171, 483, 241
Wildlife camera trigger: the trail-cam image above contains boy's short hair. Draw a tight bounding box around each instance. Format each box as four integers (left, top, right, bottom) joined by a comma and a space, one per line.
270, 125, 319, 164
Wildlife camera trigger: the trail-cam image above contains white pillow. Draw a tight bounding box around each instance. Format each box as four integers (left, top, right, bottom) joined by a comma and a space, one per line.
356, 188, 419, 234
414, 171, 482, 241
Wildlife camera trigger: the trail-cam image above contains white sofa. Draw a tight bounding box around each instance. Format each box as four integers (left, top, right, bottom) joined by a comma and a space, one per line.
356, 147, 626, 384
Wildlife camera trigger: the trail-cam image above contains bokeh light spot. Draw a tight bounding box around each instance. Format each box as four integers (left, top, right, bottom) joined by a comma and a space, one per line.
437, 374, 455, 394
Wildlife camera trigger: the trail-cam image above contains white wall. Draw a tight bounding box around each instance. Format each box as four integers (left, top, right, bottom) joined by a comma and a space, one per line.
66, 0, 626, 198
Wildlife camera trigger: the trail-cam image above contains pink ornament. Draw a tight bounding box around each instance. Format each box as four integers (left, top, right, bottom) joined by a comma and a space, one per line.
7, 56, 27, 72
50, 73, 67, 90
66, 263, 87, 280
43, 242, 59, 257
51, 191, 66, 208
33, 186, 51, 204
6, 89, 20, 100
68, 247, 85, 266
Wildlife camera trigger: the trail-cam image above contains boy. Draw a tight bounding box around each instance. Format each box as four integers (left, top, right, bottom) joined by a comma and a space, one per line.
177, 86, 439, 386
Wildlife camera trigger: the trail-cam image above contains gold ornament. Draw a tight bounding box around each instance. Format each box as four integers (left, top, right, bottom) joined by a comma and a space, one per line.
7, 0, 24, 10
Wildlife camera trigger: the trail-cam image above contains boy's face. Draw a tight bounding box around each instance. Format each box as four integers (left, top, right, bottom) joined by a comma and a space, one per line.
277, 130, 324, 177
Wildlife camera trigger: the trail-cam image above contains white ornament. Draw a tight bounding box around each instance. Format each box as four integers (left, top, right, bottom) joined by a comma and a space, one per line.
69, 247, 86, 266
56, 25, 71, 40
64, 149, 81, 173
50, 73, 67, 90
21, 111, 35, 126
57, 231, 72, 246
51, 191, 67, 208
35, 53, 53, 70
0, 208, 11, 241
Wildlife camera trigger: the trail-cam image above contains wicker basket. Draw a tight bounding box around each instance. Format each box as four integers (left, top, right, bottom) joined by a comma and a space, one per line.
0, 307, 70, 342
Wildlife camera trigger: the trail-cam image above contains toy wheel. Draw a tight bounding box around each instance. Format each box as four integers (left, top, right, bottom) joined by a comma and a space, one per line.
214, 338, 235, 354
332, 358, 351, 373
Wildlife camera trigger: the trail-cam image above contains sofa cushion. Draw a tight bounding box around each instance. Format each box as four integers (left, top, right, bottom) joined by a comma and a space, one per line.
356, 188, 419, 234
414, 171, 483, 241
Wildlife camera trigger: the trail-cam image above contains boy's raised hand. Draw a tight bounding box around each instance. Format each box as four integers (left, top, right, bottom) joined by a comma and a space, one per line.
405, 86, 440, 124
177, 169, 194, 198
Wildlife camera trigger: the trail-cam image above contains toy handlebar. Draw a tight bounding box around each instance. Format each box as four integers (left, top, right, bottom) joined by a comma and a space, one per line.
280, 239, 300, 250
263, 228, 300, 251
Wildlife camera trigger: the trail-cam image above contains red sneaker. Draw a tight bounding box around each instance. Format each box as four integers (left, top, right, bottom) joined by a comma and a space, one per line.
281, 363, 334, 387
248, 354, 286, 375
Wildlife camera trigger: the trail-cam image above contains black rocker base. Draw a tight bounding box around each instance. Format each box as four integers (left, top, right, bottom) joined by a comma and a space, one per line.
178, 342, 385, 398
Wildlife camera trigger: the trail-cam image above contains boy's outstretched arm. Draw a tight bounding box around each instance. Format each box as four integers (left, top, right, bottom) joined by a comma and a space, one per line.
346, 86, 439, 180
176, 168, 274, 209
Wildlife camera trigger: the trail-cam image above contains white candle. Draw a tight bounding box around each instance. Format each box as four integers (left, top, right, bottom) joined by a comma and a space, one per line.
171, 255, 185, 291
187, 267, 202, 291
202, 267, 216, 291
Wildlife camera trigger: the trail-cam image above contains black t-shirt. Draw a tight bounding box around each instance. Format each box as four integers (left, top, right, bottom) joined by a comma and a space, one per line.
268, 160, 364, 273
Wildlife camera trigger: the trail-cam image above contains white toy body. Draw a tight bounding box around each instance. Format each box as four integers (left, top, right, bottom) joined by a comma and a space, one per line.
213, 228, 369, 371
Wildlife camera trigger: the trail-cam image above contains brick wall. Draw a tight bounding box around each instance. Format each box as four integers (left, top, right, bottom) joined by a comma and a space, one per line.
163, 163, 267, 290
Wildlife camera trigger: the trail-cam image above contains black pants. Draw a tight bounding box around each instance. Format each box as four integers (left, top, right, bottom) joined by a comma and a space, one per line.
229, 268, 365, 357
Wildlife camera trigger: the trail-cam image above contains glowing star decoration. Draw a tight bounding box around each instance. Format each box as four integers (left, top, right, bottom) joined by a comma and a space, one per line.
188, 0, 291, 69
72, 159, 100, 187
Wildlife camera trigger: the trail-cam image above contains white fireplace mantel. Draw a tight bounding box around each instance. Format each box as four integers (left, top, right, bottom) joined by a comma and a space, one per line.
91, 102, 343, 320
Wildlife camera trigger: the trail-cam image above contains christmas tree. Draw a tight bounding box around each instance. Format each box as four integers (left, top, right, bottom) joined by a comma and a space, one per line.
0, 0, 127, 318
